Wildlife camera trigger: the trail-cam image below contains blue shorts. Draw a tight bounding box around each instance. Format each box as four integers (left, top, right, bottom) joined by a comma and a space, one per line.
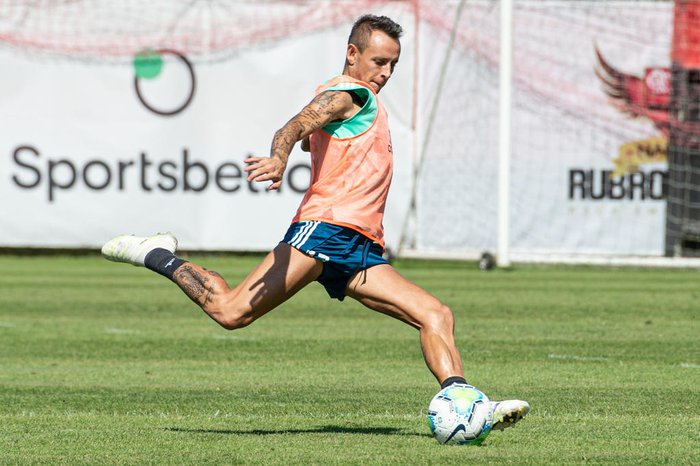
281, 221, 389, 301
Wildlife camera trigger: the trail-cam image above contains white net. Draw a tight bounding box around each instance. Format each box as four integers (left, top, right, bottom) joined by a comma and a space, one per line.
406, 0, 683, 261
409, 0, 500, 254
0, 0, 392, 62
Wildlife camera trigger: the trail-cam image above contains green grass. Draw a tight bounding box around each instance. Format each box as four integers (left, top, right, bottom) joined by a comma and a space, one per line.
0, 255, 698, 464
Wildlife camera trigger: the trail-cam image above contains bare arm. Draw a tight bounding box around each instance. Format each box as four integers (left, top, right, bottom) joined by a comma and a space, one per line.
244, 90, 355, 190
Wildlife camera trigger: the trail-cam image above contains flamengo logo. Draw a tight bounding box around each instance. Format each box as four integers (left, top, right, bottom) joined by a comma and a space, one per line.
11, 145, 310, 202
133, 49, 196, 116
645, 68, 671, 95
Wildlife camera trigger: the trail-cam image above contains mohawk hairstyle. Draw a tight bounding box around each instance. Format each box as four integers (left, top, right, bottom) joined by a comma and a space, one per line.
348, 15, 403, 51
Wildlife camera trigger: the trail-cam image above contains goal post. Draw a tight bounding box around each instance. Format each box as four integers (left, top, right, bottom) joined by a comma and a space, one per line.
497, 0, 513, 268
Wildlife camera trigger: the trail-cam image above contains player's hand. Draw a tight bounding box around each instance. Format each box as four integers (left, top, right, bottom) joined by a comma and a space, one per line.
244, 156, 286, 190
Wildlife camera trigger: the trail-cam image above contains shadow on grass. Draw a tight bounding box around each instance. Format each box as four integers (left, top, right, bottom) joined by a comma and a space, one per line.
166, 425, 430, 437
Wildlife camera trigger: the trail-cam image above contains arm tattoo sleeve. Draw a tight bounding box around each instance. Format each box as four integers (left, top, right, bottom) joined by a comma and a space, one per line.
270, 90, 349, 162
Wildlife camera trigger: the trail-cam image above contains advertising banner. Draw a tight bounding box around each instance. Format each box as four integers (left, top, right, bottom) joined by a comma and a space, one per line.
0, 5, 414, 251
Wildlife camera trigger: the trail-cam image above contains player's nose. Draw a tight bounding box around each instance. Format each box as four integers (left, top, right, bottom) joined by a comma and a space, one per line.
379, 64, 392, 81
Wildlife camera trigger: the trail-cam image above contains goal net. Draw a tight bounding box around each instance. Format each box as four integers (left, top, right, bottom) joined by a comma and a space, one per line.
0, 0, 392, 63
402, 0, 700, 265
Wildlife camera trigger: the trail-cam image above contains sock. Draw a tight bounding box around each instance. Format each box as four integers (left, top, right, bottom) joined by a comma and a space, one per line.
440, 376, 468, 389
144, 248, 186, 280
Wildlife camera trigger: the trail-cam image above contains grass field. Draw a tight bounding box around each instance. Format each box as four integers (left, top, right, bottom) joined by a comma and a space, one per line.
0, 254, 698, 465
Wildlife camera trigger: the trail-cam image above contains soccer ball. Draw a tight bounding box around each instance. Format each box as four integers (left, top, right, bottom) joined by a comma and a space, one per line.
427, 384, 493, 445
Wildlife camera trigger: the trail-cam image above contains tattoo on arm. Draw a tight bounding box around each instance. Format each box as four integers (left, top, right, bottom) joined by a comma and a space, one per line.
271, 90, 351, 162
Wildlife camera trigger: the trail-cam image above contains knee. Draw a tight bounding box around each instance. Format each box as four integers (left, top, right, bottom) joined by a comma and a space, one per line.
423, 302, 455, 333
205, 297, 254, 330
217, 307, 254, 330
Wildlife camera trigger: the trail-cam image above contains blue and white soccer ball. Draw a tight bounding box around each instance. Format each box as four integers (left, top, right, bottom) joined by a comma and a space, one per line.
427, 384, 493, 445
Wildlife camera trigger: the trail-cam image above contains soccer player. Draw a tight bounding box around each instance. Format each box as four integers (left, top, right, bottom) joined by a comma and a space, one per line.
102, 14, 529, 431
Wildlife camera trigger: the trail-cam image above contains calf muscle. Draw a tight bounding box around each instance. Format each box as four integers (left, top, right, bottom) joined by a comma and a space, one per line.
173, 264, 229, 308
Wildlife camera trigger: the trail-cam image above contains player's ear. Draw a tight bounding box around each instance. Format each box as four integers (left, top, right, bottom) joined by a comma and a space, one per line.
346, 43, 358, 67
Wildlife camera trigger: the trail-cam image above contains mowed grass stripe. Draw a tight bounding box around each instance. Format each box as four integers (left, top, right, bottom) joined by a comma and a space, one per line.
0, 255, 698, 464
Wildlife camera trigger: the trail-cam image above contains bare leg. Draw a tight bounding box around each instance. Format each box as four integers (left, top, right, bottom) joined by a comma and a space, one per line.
345, 264, 464, 383
173, 243, 323, 329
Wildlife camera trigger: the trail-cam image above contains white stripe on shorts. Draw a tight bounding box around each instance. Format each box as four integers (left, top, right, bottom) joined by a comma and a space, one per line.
289, 221, 311, 245
292, 221, 319, 248
289, 220, 313, 246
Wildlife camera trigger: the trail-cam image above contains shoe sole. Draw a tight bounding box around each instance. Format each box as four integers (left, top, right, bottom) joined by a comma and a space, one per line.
492, 404, 530, 431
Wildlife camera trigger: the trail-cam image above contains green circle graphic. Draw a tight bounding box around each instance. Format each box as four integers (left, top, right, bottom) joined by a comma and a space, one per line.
133, 50, 163, 79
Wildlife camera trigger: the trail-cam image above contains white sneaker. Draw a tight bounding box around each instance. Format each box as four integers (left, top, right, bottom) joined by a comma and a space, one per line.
101, 233, 178, 266
490, 400, 530, 431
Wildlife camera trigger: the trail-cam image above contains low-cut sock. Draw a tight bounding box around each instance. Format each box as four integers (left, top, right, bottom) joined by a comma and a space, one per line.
440, 376, 468, 389
144, 248, 186, 280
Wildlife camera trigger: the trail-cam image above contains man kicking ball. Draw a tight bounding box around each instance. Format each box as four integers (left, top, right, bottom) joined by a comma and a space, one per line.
102, 14, 529, 432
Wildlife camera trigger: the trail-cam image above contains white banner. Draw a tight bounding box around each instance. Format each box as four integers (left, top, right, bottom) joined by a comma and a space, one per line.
0, 5, 415, 251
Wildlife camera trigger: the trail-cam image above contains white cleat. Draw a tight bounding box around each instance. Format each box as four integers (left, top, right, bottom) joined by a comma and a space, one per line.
490, 400, 530, 431
101, 233, 178, 267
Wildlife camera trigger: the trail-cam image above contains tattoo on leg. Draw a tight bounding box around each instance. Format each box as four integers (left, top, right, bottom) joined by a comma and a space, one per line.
174, 265, 209, 304
204, 282, 215, 305
207, 270, 224, 280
